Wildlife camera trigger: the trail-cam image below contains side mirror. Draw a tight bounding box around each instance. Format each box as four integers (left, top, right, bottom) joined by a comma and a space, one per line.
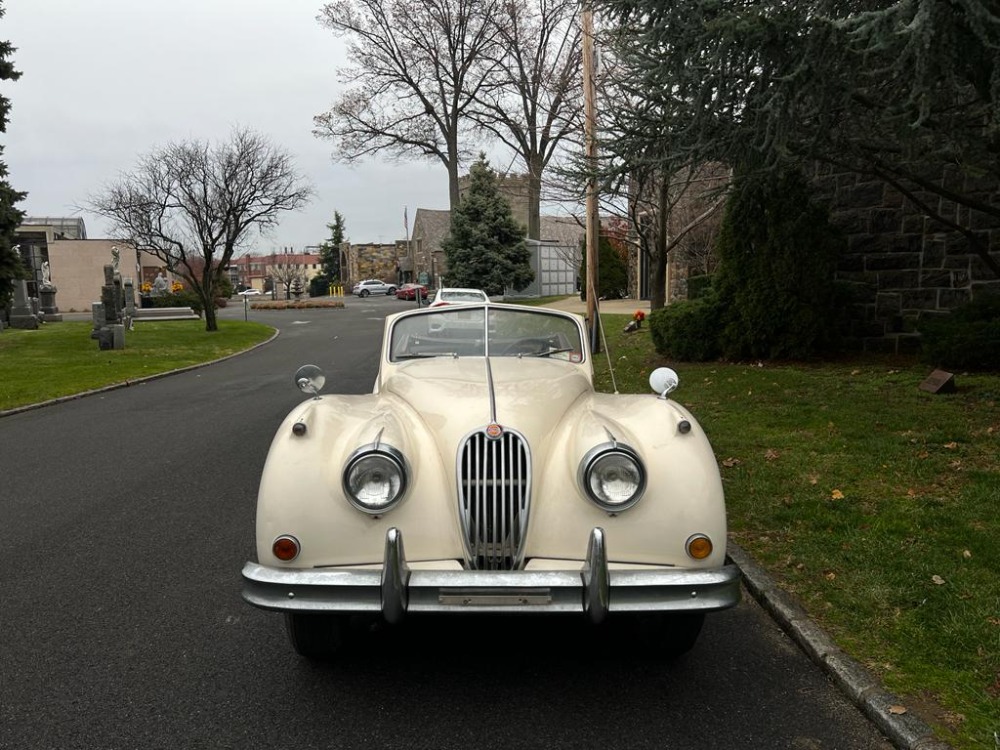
295, 364, 326, 399
649, 367, 679, 399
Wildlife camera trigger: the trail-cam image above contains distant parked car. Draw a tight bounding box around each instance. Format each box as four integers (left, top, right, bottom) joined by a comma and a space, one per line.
428, 287, 490, 307
352, 279, 397, 297
238, 288, 262, 296
396, 283, 429, 301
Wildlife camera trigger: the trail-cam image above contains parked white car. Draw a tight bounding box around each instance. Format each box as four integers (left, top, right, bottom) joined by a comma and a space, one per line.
242, 302, 739, 659
428, 287, 490, 307
237, 288, 262, 296
352, 279, 397, 297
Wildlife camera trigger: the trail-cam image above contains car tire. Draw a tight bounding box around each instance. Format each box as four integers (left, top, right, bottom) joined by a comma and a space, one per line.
634, 612, 705, 659
284, 613, 345, 660
360, 289, 369, 297
386, 287, 396, 295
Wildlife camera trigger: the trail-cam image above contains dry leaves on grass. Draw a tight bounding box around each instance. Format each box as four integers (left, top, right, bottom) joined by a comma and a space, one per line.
721, 457, 742, 468
831, 489, 845, 500
764, 449, 780, 461
931, 575, 946, 585
888, 705, 908, 715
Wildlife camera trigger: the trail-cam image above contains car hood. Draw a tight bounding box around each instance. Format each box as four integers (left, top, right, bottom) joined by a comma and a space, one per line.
381, 357, 591, 442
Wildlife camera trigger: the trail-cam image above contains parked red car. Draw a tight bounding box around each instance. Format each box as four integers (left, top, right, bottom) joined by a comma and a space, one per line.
396, 283, 429, 301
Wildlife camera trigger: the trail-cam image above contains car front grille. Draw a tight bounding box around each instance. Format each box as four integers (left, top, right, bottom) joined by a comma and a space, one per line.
457, 429, 531, 570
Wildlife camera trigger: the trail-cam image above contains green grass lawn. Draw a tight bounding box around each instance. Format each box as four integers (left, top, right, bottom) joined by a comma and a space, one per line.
2, 308, 997, 748
0, 320, 274, 411
592, 314, 999, 750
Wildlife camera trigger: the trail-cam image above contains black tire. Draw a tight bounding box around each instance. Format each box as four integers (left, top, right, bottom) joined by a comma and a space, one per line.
284, 613, 345, 660
631, 612, 705, 659
360, 289, 369, 297
386, 287, 396, 295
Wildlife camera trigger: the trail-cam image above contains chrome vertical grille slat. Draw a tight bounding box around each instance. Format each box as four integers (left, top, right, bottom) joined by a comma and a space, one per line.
457, 429, 530, 570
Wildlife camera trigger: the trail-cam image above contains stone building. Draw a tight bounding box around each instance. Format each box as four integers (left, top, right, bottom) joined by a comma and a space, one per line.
811, 165, 1000, 353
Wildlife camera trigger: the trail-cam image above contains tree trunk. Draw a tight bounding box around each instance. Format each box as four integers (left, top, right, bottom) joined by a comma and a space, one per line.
203, 301, 218, 331
650, 176, 669, 309
526, 154, 543, 240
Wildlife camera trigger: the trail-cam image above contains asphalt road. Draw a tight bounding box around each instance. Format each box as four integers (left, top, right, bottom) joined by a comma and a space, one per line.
0, 295, 894, 750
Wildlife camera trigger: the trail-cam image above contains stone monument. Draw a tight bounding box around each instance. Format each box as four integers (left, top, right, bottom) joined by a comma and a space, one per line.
8, 280, 39, 330
37, 260, 63, 322
91, 262, 127, 350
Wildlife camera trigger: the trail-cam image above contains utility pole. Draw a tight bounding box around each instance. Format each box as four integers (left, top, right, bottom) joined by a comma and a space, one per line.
582, 2, 600, 353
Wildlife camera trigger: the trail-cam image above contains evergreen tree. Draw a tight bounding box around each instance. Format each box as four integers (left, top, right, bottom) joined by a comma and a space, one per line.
713, 167, 845, 360
0, 1, 26, 310
442, 156, 532, 296
319, 211, 345, 283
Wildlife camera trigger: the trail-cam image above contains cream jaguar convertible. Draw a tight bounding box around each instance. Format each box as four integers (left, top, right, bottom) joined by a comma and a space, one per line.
241, 302, 740, 659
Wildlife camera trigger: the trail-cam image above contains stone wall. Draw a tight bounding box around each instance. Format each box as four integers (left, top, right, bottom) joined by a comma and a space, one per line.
810, 164, 1000, 354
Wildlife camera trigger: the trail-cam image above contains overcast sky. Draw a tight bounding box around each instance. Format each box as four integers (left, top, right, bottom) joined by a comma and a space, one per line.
3, 0, 452, 251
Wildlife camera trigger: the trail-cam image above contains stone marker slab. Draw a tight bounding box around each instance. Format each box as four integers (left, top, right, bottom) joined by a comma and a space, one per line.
918, 369, 956, 394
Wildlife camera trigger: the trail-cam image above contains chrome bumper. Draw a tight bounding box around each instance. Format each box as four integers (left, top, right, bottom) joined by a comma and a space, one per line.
242, 527, 741, 624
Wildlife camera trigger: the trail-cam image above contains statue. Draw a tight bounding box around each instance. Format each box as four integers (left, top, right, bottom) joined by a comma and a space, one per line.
111, 246, 121, 272
40, 261, 52, 287
151, 272, 169, 297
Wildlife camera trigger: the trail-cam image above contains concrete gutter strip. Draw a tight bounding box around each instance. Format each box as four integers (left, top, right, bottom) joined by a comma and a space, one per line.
728, 543, 954, 750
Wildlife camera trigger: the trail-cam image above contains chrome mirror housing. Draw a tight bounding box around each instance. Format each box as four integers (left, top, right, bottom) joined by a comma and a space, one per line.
649, 367, 679, 399
295, 364, 326, 398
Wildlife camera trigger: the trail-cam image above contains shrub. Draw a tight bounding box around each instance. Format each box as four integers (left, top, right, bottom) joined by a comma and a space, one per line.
580, 235, 629, 300
712, 167, 845, 360
648, 294, 722, 361
686, 274, 713, 300
918, 294, 1000, 371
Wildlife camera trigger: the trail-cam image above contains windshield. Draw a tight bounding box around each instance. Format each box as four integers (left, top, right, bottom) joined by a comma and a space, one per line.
440, 290, 487, 303
390, 307, 585, 363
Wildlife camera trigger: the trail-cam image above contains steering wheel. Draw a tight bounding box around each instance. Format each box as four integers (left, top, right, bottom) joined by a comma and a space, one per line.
500, 338, 550, 356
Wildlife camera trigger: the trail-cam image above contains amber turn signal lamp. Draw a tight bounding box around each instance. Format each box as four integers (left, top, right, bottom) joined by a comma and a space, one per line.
272, 535, 300, 561
686, 534, 713, 560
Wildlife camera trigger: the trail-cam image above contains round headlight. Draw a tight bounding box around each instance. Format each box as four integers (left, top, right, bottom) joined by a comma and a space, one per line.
580, 444, 646, 512
343, 447, 407, 514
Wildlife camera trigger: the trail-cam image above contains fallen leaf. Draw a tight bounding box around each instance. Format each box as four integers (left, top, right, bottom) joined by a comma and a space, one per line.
888, 705, 907, 715
824, 571, 837, 580
831, 489, 844, 500
721, 457, 741, 468
944, 441, 958, 449
906, 488, 917, 497
949, 460, 962, 470
808, 474, 819, 485
851, 369, 861, 375
917, 450, 930, 459
963, 550, 972, 559
764, 449, 780, 461
931, 575, 946, 585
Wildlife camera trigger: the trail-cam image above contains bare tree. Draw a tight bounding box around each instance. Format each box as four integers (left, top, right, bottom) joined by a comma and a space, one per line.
268, 252, 310, 300
314, 0, 503, 211
89, 128, 312, 331
470, 0, 583, 239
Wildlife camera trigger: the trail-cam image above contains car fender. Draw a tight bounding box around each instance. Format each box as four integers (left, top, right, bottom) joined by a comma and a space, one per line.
525, 392, 728, 568
255, 394, 465, 568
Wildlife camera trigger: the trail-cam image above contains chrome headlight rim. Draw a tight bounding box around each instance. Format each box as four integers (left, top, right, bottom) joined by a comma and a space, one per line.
342, 443, 409, 515
578, 442, 647, 512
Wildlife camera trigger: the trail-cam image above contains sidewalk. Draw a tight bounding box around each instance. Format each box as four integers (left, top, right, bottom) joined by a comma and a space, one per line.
538, 295, 650, 315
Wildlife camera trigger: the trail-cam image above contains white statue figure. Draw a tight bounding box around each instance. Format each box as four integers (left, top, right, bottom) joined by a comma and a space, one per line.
151, 272, 169, 296
40, 261, 52, 287
111, 246, 121, 272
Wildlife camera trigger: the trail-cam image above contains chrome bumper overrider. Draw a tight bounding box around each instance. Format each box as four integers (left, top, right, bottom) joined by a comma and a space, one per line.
241, 527, 741, 624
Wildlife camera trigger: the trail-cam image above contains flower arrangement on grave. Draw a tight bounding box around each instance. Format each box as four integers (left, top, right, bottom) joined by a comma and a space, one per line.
633, 309, 645, 326
171, 281, 184, 293
140, 282, 152, 294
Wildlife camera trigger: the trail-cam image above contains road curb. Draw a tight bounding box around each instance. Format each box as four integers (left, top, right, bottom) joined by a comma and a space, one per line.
727, 542, 953, 750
